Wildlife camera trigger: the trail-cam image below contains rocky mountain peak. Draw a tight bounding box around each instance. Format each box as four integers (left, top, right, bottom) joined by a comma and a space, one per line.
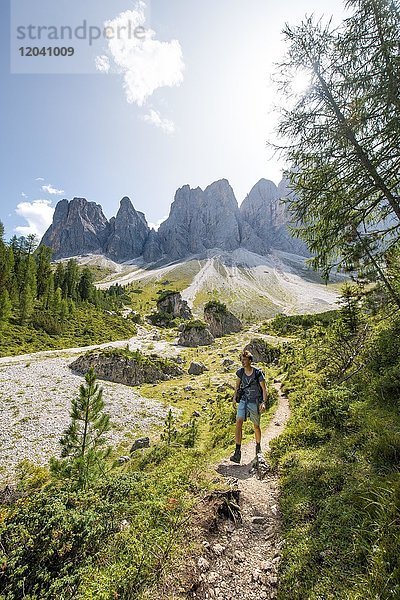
106, 196, 150, 262
157, 179, 241, 260
41, 197, 110, 259
40, 175, 309, 263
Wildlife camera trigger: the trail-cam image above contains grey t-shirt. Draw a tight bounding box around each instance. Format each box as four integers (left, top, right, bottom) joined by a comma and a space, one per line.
236, 367, 265, 403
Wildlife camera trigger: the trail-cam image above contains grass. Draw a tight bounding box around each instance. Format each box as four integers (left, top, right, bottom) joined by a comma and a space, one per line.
0, 305, 137, 357
267, 313, 400, 600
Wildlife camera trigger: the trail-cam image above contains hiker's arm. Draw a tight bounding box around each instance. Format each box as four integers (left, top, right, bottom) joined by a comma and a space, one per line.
259, 379, 267, 412
232, 377, 241, 408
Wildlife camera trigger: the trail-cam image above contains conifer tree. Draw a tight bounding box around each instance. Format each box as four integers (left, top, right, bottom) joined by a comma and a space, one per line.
60, 299, 69, 323
273, 0, 400, 306
52, 287, 62, 316
35, 245, 52, 298
161, 409, 178, 446
43, 272, 55, 310
19, 256, 37, 324
50, 368, 111, 489
64, 259, 79, 299
0, 289, 12, 329
77, 267, 94, 301
54, 262, 65, 291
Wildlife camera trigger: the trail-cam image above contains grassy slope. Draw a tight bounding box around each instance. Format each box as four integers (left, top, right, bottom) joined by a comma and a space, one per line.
268, 314, 400, 599
0, 305, 137, 357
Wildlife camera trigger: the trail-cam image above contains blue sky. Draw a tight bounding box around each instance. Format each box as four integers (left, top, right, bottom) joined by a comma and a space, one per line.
1, 0, 347, 240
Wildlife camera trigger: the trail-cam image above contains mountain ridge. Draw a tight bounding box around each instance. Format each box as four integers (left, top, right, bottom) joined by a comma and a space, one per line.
41, 177, 308, 263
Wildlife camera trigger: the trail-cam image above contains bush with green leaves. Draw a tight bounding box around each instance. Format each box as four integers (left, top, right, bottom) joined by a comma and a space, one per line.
204, 299, 227, 314
146, 310, 178, 328
0, 455, 205, 600
270, 306, 400, 599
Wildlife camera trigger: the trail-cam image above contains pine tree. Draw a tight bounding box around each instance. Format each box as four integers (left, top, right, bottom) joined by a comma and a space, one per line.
64, 259, 79, 299
337, 283, 363, 334
19, 283, 35, 324
272, 0, 400, 305
35, 245, 52, 298
19, 254, 37, 324
0, 289, 12, 329
43, 272, 55, 310
161, 409, 178, 446
60, 299, 69, 323
54, 262, 65, 292
77, 267, 94, 301
50, 368, 111, 489
52, 287, 62, 316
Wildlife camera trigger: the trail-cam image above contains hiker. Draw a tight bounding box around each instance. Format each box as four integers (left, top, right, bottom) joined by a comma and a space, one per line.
230, 350, 267, 464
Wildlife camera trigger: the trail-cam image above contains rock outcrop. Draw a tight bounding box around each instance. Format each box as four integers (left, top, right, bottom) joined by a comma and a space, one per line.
203, 301, 242, 337
69, 348, 183, 385
244, 338, 281, 365
178, 321, 215, 347
41, 197, 111, 259
156, 291, 192, 319
143, 229, 163, 263
240, 178, 309, 257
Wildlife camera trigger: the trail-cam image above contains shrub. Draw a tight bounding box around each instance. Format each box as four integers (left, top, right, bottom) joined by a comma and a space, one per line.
182, 319, 207, 331
147, 310, 177, 328
309, 386, 351, 430
204, 300, 227, 314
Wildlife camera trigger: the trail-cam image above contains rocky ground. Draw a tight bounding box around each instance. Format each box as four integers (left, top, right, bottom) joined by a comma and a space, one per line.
166, 382, 290, 600
0, 327, 183, 483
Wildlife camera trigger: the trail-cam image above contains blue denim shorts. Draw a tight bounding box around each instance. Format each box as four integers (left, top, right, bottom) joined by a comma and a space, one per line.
236, 399, 260, 426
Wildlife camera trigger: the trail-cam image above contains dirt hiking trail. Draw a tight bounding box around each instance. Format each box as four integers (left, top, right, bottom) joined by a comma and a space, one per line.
186, 382, 290, 600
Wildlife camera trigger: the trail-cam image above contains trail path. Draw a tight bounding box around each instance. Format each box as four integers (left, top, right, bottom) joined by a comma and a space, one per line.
191, 383, 290, 600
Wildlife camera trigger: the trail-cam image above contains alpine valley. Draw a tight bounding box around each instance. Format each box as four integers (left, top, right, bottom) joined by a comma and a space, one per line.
41, 177, 342, 319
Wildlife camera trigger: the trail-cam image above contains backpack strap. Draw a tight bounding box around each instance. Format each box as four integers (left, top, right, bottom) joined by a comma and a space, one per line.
254, 367, 261, 381
237, 367, 245, 381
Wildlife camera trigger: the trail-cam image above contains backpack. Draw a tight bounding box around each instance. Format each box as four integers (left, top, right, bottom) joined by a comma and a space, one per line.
237, 367, 263, 402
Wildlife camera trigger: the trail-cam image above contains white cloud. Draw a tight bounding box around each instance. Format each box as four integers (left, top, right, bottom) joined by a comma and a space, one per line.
143, 109, 175, 134
148, 215, 168, 231
35, 177, 44, 181
42, 184, 64, 195
15, 200, 54, 238
95, 55, 110, 73
95, 3, 184, 107
21, 192, 28, 198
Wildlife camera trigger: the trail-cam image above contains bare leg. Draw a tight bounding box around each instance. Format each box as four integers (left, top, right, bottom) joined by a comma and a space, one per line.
254, 424, 261, 444
235, 418, 244, 444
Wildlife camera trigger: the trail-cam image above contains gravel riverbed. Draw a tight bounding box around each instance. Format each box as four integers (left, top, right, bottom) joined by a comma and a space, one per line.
0, 353, 171, 484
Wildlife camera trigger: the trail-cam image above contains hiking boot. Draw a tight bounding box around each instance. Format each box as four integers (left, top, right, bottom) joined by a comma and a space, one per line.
255, 443, 261, 456
230, 449, 241, 464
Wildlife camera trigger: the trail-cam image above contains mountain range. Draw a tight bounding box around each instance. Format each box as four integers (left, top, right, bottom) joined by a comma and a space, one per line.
41, 177, 308, 263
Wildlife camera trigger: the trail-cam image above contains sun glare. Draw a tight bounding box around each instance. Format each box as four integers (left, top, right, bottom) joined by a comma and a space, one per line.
291, 69, 312, 97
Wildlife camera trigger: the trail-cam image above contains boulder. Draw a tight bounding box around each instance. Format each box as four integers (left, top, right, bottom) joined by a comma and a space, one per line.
244, 338, 281, 364
156, 291, 192, 319
130, 437, 150, 453
178, 321, 214, 347
69, 348, 183, 385
188, 361, 208, 375
204, 301, 242, 337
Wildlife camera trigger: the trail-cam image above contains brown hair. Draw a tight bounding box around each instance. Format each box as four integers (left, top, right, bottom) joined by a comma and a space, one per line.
241, 350, 253, 362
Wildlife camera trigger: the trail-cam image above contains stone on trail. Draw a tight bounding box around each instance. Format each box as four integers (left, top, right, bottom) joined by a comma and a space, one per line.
197, 557, 210, 572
